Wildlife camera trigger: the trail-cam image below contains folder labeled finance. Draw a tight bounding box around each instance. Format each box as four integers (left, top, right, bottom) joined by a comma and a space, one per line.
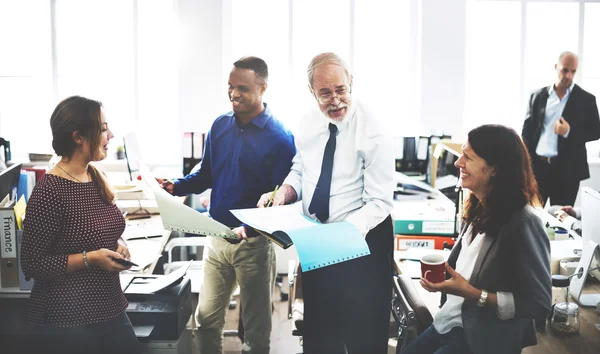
0, 196, 19, 288
231, 204, 370, 272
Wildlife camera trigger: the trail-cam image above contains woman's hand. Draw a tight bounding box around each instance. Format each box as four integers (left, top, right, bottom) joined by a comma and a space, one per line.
420, 263, 477, 299
115, 243, 131, 260
88, 248, 131, 272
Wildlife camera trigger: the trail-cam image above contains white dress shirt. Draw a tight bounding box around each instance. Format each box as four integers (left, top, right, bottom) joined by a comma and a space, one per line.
535, 82, 574, 157
282, 100, 394, 237
433, 225, 516, 334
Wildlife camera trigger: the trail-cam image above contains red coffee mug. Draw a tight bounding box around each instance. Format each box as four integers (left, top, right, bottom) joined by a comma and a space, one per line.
420, 254, 446, 283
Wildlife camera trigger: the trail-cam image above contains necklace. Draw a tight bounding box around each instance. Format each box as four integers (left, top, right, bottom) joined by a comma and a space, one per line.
56, 163, 87, 183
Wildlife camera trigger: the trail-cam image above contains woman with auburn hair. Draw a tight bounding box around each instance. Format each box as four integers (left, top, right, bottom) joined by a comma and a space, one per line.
21, 96, 139, 354
402, 124, 551, 354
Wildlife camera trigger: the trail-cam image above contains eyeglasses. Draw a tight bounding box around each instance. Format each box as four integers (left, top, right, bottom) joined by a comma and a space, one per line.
315, 86, 352, 104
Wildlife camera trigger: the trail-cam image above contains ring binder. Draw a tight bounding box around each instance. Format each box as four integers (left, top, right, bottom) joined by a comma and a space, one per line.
138, 164, 239, 241
231, 206, 371, 272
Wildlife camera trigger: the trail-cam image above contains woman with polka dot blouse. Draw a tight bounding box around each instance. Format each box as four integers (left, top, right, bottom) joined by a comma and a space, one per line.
21, 96, 140, 354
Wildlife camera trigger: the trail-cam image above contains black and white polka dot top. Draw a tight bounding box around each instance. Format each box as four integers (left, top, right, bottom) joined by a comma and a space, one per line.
21, 174, 127, 327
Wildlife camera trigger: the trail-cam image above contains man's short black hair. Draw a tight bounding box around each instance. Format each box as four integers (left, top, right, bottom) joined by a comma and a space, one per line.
233, 56, 268, 83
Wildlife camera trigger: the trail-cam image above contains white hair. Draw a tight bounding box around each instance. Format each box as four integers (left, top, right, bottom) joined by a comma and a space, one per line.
307, 52, 351, 88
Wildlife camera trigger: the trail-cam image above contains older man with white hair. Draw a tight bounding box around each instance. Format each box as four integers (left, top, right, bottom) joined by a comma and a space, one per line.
258, 52, 395, 353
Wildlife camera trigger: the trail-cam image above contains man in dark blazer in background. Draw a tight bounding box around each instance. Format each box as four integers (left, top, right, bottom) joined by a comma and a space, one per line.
522, 51, 600, 206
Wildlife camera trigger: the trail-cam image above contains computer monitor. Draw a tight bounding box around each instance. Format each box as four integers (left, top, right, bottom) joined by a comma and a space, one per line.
570, 187, 600, 306
397, 137, 418, 173
122, 133, 151, 216
0, 163, 22, 202
432, 145, 460, 200
123, 133, 142, 181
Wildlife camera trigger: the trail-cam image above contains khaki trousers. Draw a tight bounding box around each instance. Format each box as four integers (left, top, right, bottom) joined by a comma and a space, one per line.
193, 235, 275, 354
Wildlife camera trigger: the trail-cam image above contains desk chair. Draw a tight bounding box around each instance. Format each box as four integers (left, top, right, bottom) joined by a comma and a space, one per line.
287, 261, 304, 344
287, 263, 434, 352
392, 274, 433, 353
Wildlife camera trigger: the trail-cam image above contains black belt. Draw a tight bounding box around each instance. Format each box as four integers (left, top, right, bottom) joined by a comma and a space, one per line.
536, 155, 557, 164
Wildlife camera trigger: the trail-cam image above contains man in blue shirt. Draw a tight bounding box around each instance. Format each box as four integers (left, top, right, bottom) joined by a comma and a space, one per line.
160, 57, 295, 354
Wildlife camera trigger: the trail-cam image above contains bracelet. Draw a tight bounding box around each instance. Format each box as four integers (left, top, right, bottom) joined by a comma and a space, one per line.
82, 251, 90, 269
477, 289, 488, 307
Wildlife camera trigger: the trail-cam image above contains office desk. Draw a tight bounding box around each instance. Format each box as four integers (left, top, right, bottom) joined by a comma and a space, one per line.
538, 207, 582, 240
0, 214, 173, 348
525, 279, 600, 354
394, 258, 600, 354
122, 214, 172, 274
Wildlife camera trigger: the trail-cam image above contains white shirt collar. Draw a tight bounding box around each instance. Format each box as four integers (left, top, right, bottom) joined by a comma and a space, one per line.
548, 82, 575, 96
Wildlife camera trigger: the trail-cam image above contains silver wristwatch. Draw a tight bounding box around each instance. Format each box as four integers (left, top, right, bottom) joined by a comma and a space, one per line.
477, 289, 488, 307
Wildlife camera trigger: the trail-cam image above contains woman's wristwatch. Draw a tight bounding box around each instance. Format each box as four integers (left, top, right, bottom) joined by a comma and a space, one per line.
477, 289, 488, 307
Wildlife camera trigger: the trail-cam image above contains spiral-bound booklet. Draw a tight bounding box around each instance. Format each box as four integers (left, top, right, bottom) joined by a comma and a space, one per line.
139, 164, 239, 240
231, 204, 371, 272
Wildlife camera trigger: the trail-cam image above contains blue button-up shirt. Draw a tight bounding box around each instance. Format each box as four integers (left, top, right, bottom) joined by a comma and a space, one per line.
173, 104, 295, 228
536, 83, 574, 157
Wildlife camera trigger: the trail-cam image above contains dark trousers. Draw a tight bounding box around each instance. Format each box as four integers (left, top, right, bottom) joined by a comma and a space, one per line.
400, 325, 472, 354
303, 215, 393, 354
27, 311, 140, 354
533, 158, 580, 206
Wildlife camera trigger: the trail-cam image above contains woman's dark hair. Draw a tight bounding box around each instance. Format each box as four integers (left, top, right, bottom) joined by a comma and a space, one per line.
463, 124, 541, 235
50, 96, 114, 204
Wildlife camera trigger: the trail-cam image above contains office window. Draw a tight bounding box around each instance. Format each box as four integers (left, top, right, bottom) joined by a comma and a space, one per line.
583, 3, 600, 97
136, 0, 178, 164
291, 0, 351, 130
354, 0, 411, 133
229, 0, 290, 127
54, 0, 136, 143
583, 3, 600, 154
465, 0, 521, 132
523, 1, 579, 95
0, 0, 53, 155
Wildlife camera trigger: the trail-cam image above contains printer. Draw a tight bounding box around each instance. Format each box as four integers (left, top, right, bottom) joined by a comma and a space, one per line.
125, 276, 194, 342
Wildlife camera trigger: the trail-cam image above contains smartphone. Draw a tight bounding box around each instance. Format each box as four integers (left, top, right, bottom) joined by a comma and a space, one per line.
111, 257, 138, 267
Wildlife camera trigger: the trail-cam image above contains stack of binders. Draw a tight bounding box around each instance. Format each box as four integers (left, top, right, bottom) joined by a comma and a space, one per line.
0, 195, 31, 290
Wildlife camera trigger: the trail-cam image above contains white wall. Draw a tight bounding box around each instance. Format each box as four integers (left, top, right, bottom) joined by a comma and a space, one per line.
174, 0, 470, 139
420, 0, 467, 140
176, 0, 227, 133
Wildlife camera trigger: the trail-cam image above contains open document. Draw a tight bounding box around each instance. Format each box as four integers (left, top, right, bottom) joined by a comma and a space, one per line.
138, 164, 238, 240
124, 260, 193, 294
231, 204, 370, 272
